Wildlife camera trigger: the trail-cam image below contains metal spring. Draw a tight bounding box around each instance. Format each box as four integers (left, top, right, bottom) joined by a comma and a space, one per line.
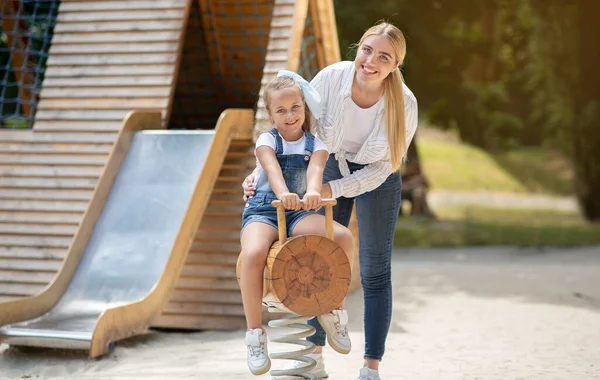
267, 306, 317, 380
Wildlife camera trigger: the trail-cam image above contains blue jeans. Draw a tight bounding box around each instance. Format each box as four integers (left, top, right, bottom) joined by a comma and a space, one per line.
307, 154, 401, 361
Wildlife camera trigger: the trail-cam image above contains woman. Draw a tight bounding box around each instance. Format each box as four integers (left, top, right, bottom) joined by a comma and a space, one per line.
243, 22, 418, 380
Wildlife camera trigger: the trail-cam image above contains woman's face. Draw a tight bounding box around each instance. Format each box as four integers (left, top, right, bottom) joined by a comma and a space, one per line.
354, 35, 399, 84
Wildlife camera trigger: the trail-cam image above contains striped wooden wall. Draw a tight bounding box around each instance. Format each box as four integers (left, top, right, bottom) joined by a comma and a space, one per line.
0, 0, 191, 302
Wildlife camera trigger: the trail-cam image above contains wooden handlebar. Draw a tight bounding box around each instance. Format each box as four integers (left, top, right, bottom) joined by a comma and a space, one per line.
270, 198, 337, 208
270, 198, 337, 245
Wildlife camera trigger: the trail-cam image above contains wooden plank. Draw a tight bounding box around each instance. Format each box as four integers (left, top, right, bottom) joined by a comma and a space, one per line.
0, 154, 107, 166
175, 276, 240, 291
162, 302, 244, 316
33, 121, 122, 132
51, 32, 181, 44
0, 259, 63, 272
37, 98, 169, 110
0, 235, 73, 249
35, 109, 131, 121
0, 132, 117, 144
0, 247, 67, 260
0, 270, 56, 284
152, 314, 245, 330
0, 165, 103, 178
0, 212, 82, 225
47, 54, 177, 66
0, 189, 93, 202
57, 10, 186, 23
0, 283, 46, 297
185, 252, 239, 266
43, 76, 173, 88
0, 200, 88, 212
0, 177, 98, 189
40, 87, 172, 99
168, 289, 241, 304
180, 264, 236, 278
59, 1, 187, 12
0, 144, 112, 155
50, 43, 177, 55
44, 65, 177, 77
0, 223, 78, 236
53, 20, 183, 34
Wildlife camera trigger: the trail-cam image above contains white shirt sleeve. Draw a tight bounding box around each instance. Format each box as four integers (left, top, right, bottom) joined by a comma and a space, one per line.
328, 84, 419, 199
254, 132, 276, 154
313, 135, 329, 153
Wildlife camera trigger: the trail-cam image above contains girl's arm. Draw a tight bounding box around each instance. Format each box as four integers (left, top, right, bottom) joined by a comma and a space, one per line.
256, 146, 301, 210
302, 150, 328, 210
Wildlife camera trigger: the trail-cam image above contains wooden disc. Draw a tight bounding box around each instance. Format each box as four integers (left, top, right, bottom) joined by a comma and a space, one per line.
265, 236, 351, 316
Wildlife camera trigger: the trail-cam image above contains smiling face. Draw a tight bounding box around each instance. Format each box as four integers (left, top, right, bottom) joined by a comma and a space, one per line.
267, 87, 306, 139
354, 34, 401, 85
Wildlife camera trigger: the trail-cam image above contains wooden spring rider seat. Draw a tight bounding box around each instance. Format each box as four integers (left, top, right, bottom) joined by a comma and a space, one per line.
237, 199, 351, 316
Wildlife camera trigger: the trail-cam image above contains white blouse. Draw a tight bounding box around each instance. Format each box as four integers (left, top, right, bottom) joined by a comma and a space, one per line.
310, 61, 419, 199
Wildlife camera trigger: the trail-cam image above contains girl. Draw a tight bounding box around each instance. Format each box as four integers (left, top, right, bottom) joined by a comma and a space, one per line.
243, 22, 418, 380
240, 71, 355, 376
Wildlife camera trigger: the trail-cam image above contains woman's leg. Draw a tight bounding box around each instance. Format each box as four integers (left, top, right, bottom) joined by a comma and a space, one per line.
355, 171, 402, 369
240, 222, 279, 329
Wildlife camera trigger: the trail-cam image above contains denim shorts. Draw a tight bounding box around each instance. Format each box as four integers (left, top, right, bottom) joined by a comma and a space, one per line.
241, 193, 316, 237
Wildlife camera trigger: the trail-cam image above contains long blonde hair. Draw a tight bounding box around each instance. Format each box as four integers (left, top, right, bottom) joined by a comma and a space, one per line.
263, 76, 313, 133
356, 22, 407, 171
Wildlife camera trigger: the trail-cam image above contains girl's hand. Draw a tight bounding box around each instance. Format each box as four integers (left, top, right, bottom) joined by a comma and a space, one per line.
242, 173, 256, 201
320, 183, 332, 199
279, 192, 301, 210
302, 190, 321, 210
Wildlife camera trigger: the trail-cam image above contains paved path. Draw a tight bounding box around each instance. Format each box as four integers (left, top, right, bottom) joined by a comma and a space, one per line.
1, 247, 599, 380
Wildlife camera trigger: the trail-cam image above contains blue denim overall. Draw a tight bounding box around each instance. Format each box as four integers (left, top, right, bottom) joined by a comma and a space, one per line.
241, 128, 316, 236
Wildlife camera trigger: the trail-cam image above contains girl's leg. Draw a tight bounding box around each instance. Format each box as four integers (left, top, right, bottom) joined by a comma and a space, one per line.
355, 171, 401, 369
240, 222, 278, 329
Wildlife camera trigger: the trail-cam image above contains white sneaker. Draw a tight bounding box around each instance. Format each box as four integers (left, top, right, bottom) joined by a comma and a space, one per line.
317, 309, 351, 354
358, 367, 381, 380
245, 328, 271, 375
273, 353, 328, 379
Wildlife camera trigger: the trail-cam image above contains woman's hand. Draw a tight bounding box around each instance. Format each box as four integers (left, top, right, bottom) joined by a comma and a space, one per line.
302, 190, 321, 211
279, 192, 301, 210
320, 183, 332, 199
242, 173, 256, 201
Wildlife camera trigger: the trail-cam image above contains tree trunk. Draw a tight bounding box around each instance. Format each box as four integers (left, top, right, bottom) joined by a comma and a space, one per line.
573, 0, 600, 222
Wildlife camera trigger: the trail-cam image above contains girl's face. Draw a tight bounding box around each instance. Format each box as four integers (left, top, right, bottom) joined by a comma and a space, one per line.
268, 87, 305, 137
354, 35, 399, 85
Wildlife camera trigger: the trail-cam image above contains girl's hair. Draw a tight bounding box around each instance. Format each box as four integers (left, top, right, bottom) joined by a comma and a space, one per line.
357, 22, 407, 171
263, 76, 313, 133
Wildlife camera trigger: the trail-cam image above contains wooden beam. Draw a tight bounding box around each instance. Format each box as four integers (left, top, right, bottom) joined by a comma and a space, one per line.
314, 0, 341, 65
286, 0, 309, 72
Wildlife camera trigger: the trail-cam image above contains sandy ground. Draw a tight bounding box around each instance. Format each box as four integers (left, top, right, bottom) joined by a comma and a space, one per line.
1, 246, 599, 380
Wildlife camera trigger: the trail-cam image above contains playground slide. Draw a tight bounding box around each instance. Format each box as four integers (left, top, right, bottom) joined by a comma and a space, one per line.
0, 109, 252, 357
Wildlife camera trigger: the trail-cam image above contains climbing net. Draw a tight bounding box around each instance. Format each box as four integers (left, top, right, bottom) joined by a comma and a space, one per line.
0, 0, 60, 129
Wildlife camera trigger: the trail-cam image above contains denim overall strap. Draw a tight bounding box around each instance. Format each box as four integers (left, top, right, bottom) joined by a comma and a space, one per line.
303, 130, 315, 160
268, 128, 284, 155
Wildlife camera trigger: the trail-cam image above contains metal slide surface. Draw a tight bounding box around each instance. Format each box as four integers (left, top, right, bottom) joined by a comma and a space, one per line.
0, 130, 214, 349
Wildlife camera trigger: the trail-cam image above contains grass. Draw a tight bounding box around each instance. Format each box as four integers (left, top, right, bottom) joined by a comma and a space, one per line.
395, 206, 600, 247
419, 139, 574, 196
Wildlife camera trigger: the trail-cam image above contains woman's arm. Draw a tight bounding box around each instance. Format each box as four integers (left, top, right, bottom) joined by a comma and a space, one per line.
256, 146, 301, 210
302, 150, 328, 210
328, 88, 419, 199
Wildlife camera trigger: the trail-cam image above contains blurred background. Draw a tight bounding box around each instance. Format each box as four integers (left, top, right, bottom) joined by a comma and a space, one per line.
2, 0, 599, 247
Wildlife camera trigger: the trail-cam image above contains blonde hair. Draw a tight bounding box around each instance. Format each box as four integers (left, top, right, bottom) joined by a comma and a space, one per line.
263, 76, 313, 133
357, 22, 407, 171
